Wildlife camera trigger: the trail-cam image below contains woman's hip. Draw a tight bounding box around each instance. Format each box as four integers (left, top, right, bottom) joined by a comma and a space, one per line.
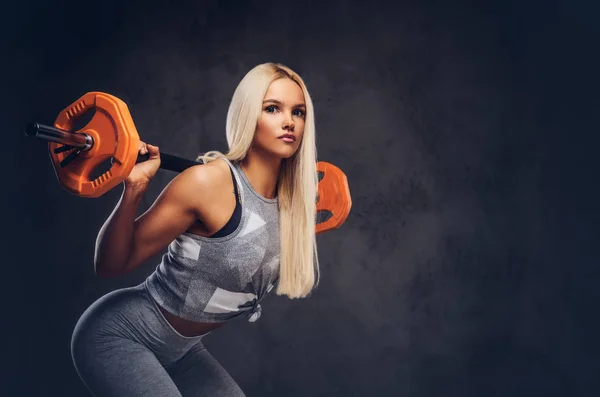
70, 282, 207, 367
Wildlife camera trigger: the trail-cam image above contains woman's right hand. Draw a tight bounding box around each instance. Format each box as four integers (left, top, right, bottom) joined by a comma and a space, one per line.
125, 141, 161, 189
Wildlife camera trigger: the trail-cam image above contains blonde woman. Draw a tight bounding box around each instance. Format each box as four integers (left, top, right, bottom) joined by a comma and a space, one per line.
71, 63, 319, 396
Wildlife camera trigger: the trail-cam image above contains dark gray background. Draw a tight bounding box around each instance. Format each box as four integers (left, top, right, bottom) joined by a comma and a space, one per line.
3, 0, 599, 396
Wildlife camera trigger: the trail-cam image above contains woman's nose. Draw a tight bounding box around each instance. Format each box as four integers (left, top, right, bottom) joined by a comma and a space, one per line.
283, 113, 295, 130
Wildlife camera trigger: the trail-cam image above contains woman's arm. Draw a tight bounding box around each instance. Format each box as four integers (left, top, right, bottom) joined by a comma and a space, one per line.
93, 183, 149, 277
93, 157, 230, 278
94, 166, 200, 277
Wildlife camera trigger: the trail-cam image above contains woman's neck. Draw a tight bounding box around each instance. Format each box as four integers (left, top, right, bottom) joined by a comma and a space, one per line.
240, 150, 281, 199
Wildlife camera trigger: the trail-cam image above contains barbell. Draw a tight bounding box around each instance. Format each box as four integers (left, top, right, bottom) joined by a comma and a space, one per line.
25, 91, 351, 234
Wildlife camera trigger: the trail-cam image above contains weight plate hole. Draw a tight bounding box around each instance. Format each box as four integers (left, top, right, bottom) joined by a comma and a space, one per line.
89, 157, 114, 181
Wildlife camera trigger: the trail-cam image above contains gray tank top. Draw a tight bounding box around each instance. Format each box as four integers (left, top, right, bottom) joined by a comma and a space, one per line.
145, 157, 280, 323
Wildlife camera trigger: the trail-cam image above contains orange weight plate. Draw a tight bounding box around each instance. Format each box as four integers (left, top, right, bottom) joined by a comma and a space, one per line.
48, 92, 141, 198
315, 161, 352, 234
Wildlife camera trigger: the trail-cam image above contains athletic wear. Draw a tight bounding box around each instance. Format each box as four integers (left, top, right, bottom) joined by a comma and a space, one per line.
145, 157, 281, 323
71, 283, 246, 397
209, 165, 242, 238
71, 156, 281, 396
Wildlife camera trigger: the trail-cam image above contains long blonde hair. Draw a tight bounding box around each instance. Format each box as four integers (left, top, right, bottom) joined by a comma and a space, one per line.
196, 63, 319, 299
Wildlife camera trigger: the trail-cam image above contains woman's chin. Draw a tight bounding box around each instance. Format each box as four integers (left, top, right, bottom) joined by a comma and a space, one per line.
250, 144, 299, 160
270, 147, 299, 160
280, 150, 299, 160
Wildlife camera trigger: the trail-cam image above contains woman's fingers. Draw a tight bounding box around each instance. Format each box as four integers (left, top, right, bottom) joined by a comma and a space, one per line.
146, 144, 160, 158
138, 141, 159, 158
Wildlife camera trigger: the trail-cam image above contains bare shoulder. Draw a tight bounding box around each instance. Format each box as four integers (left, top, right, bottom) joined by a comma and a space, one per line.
163, 158, 233, 218
179, 158, 231, 192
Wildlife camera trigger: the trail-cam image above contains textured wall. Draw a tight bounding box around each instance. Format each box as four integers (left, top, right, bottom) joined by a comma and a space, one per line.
4, 0, 599, 396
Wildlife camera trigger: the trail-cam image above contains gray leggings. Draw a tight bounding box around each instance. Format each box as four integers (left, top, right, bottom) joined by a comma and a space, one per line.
70, 282, 246, 396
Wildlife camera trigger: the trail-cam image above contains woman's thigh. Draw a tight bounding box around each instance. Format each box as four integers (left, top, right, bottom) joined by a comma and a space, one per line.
168, 343, 246, 397
72, 333, 183, 397
70, 283, 205, 396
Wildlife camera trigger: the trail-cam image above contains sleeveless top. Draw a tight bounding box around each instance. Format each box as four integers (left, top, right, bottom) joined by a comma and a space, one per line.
210, 164, 242, 238
144, 157, 280, 323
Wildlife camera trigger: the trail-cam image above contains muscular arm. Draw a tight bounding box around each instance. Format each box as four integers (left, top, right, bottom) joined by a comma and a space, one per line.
94, 162, 227, 278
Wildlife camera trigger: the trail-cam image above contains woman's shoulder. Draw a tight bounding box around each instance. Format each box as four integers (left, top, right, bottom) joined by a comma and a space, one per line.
179, 158, 230, 184
166, 158, 236, 227
168, 158, 233, 206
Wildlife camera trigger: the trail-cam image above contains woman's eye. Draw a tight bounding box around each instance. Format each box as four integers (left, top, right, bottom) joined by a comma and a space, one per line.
293, 109, 306, 117
265, 105, 278, 113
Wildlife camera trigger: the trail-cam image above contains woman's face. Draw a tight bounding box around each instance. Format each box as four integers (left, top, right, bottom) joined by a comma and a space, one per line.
253, 78, 306, 160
